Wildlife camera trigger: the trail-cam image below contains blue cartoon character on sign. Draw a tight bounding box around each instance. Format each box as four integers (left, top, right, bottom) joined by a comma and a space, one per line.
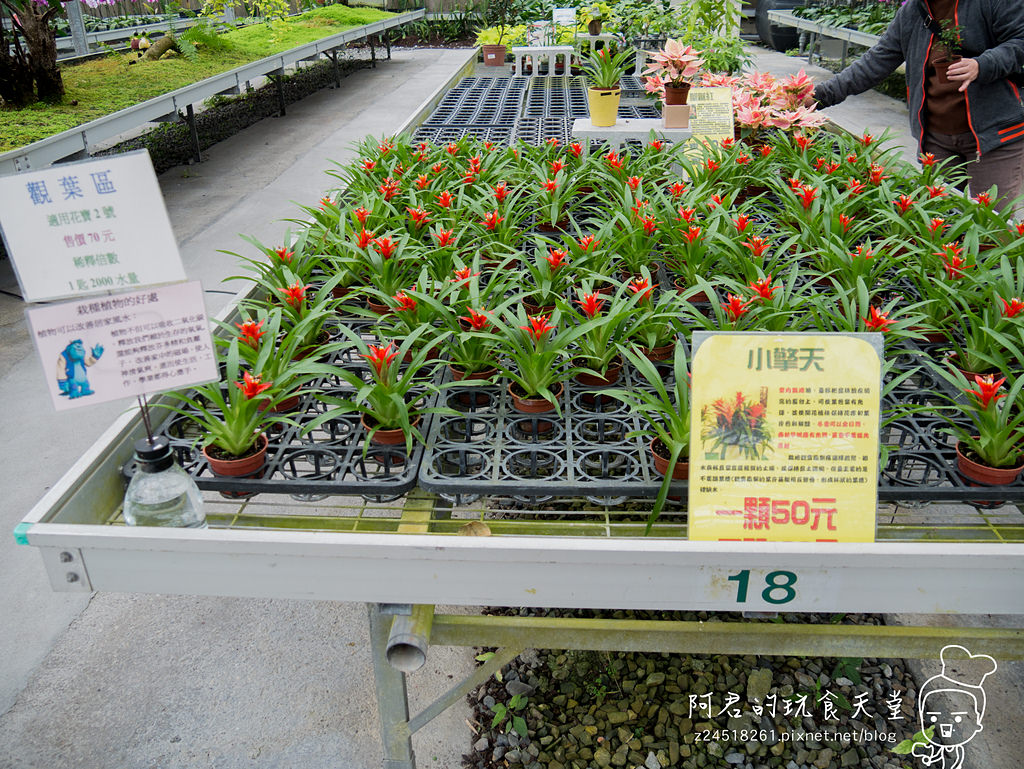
57, 340, 104, 399
912, 644, 997, 769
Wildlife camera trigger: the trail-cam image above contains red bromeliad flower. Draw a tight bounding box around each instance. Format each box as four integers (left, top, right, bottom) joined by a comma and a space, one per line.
974, 191, 993, 207
319, 197, 332, 209
407, 207, 431, 228
794, 134, 812, 151
577, 291, 604, 318
236, 319, 266, 348
920, 152, 936, 166
736, 153, 751, 166
460, 307, 490, 330
378, 139, 394, 155
236, 371, 273, 399
462, 172, 478, 186
723, 294, 749, 321
578, 235, 600, 251
682, 225, 703, 244
649, 139, 664, 151
445, 142, 460, 156
926, 184, 947, 198
546, 248, 567, 271
846, 178, 866, 196
452, 266, 479, 287
676, 206, 696, 223
759, 144, 773, 158
360, 158, 376, 173
373, 236, 398, 260
393, 163, 405, 178
431, 162, 445, 175
605, 151, 624, 170
379, 177, 400, 200
894, 194, 915, 215
353, 206, 371, 225
734, 213, 750, 233
668, 182, 688, 198
748, 275, 776, 301
1015, 222, 1024, 237
393, 290, 417, 313
627, 175, 642, 190
483, 141, 495, 152
631, 199, 651, 217
639, 215, 658, 235
550, 159, 565, 174
940, 244, 968, 278
273, 246, 293, 263
862, 306, 894, 332
787, 176, 804, 192
853, 244, 873, 261
839, 213, 853, 233
493, 181, 509, 202
629, 276, 653, 301
433, 228, 456, 248
565, 142, 583, 158
482, 210, 504, 230
546, 138, 560, 148
797, 185, 819, 209
543, 178, 559, 194
415, 174, 430, 190
742, 236, 771, 258
859, 132, 875, 146
520, 314, 555, 342
435, 190, 454, 208
279, 281, 309, 308
364, 342, 399, 377
709, 194, 723, 208
1001, 296, 1024, 318
868, 164, 888, 184
966, 374, 1006, 409
356, 228, 375, 249
721, 137, 735, 148
468, 155, 482, 172
705, 159, 720, 172
928, 217, 946, 235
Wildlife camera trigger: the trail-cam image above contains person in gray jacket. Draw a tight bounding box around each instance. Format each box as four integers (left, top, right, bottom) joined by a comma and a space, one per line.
809, 0, 1024, 213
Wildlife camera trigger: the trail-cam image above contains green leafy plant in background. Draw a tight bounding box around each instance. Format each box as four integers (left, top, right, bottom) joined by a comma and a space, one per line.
490, 693, 529, 738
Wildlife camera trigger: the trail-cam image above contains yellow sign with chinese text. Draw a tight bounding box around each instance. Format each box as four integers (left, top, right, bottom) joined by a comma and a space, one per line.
688, 333, 881, 543
687, 86, 734, 145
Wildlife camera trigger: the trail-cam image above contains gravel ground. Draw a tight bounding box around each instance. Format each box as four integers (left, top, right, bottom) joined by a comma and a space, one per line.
463, 610, 918, 769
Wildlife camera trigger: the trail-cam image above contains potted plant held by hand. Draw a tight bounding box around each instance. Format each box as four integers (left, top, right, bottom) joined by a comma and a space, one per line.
581, 45, 635, 127
932, 368, 1024, 485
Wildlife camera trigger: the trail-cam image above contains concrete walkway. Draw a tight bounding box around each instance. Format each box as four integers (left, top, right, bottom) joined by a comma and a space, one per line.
0, 47, 476, 769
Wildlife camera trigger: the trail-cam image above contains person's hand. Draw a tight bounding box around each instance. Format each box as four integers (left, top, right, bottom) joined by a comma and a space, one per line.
947, 57, 979, 92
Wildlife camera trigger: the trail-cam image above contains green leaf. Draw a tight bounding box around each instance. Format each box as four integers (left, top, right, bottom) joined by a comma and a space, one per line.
512, 715, 528, 738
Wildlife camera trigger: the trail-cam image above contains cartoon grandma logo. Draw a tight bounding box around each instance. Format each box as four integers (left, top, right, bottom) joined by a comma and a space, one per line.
912, 644, 997, 769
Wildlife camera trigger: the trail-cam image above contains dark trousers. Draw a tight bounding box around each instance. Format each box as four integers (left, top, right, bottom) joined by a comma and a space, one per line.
922, 130, 1024, 214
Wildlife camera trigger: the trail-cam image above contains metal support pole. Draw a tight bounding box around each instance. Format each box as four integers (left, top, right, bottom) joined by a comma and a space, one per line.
369, 36, 376, 68
65, 0, 89, 56
272, 74, 286, 117
841, 39, 849, 68
368, 603, 415, 769
185, 104, 201, 165
330, 50, 341, 89
386, 604, 435, 673
385, 33, 391, 60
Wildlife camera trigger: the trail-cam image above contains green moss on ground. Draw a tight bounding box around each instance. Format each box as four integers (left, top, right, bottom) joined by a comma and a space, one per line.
0, 5, 391, 152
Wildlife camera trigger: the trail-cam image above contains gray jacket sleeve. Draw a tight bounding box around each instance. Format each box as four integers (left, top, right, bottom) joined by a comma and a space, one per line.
813, 8, 909, 108
975, 0, 1024, 84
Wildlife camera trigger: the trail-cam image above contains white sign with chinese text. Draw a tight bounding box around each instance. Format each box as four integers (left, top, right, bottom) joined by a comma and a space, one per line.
0, 150, 186, 303
26, 281, 217, 411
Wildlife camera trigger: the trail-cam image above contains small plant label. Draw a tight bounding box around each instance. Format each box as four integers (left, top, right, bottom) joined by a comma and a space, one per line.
687, 87, 734, 144
688, 332, 882, 542
26, 281, 217, 411
0, 150, 186, 303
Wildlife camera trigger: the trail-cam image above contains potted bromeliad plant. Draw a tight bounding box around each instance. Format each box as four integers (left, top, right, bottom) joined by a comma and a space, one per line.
931, 368, 1024, 485
580, 45, 635, 127
166, 339, 299, 479
556, 283, 643, 385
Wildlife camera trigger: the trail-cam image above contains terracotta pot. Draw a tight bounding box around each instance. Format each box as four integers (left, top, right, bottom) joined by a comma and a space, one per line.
204, 433, 268, 479
451, 364, 497, 406
522, 299, 556, 317
934, 54, 961, 85
536, 217, 570, 233
575, 358, 622, 386
956, 441, 1024, 486
639, 342, 676, 361
651, 437, 689, 479
481, 43, 507, 66
361, 414, 421, 446
663, 84, 691, 105
945, 352, 1000, 382
402, 345, 441, 364
331, 284, 352, 300
449, 364, 497, 382
673, 278, 709, 302
508, 381, 563, 414
366, 297, 391, 316
258, 393, 301, 413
